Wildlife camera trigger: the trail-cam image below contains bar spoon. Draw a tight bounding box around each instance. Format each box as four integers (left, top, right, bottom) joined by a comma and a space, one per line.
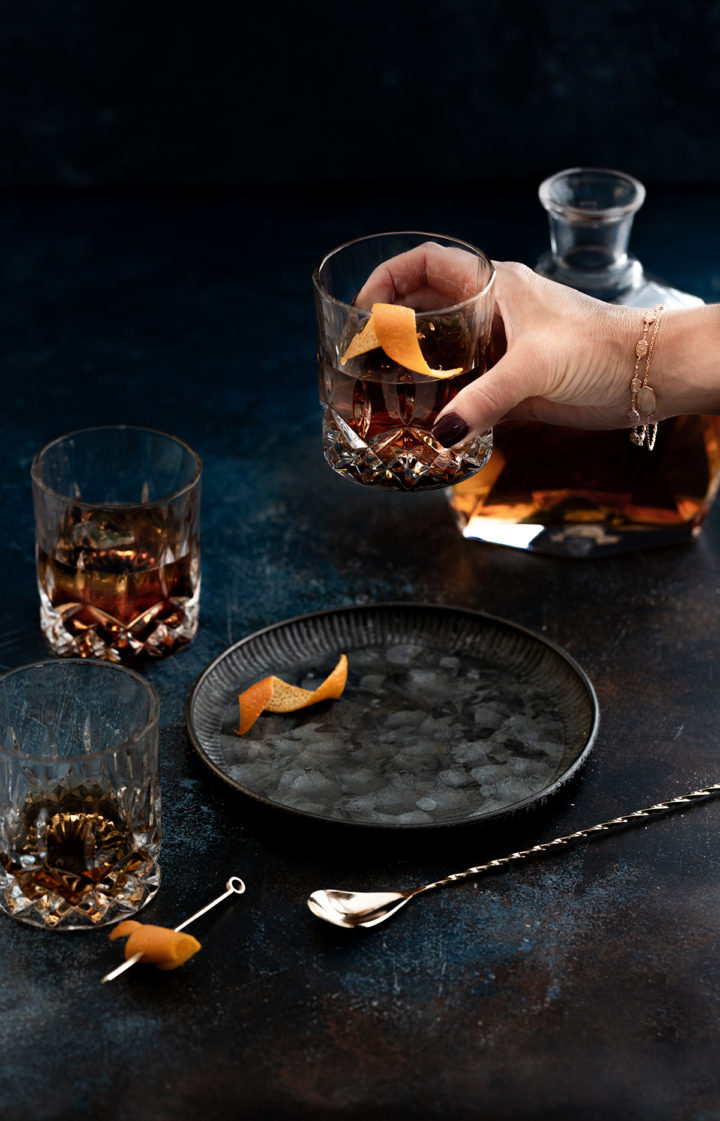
307, 782, 720, 929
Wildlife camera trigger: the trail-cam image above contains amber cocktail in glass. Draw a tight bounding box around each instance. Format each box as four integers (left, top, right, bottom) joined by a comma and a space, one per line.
314, 232, 495, 491
32, 425, 201, 662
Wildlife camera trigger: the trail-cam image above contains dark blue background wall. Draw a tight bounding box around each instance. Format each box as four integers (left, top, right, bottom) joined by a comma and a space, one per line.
1, 0, 718, 190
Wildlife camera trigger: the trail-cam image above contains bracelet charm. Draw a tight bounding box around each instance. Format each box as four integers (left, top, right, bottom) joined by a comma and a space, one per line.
629, 304, 664, 450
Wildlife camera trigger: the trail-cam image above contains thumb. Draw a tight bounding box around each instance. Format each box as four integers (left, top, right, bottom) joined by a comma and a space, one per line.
431, 344, 539, 446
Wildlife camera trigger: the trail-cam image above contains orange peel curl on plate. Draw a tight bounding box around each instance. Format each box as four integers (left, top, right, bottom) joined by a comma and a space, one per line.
235, 653, 348, 735
340, 302, 462, 379
109, 920, 202, 971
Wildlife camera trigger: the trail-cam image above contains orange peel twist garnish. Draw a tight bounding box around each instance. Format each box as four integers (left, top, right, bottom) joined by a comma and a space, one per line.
235, 653, 348, 735
109, 920, 202, 971
340, 303, 462, 378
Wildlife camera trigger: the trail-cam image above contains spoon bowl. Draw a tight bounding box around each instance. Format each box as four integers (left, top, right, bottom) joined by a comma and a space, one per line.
307, 888, 417, 929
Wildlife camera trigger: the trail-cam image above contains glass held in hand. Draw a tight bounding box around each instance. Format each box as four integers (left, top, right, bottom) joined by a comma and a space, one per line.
313, 232, 495, 492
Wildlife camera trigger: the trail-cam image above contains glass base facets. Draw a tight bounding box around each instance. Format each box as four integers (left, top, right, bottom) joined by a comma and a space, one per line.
323, 409, 492, 491
38, 580, 200, 663
0, 851, 160, 930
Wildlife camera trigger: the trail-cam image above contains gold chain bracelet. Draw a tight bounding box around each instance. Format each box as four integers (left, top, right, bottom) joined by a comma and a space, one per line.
628, 304, 664, 449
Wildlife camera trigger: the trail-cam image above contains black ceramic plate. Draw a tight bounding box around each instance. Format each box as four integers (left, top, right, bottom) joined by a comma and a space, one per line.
186, 603, 599, 828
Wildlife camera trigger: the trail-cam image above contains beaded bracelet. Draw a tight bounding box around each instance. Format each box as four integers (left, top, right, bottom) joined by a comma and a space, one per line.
629, 304, 664, 449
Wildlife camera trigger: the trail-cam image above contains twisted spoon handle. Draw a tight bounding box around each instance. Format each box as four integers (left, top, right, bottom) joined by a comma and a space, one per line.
420, 781, 720, 895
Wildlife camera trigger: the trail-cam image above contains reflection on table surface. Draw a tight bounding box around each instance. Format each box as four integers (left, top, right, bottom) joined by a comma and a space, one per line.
1, 187, 719, 1121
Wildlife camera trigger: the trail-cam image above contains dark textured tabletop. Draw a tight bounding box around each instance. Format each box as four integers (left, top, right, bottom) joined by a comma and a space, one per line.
1, 185, 719, 1121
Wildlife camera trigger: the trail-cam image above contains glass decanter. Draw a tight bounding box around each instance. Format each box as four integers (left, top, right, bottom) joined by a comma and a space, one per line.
449, 167, 720, 557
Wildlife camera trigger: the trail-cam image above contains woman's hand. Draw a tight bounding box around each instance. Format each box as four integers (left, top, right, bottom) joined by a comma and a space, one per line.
434, 258, 639, 441
356, 243, 639, 443
355, 241, 720, 444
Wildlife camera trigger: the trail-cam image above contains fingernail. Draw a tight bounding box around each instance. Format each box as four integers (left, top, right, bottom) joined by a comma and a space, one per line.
431, 411, 470, 448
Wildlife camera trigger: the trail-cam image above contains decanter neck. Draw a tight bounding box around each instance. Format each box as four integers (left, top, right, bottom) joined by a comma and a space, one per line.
535, 167, 646, 300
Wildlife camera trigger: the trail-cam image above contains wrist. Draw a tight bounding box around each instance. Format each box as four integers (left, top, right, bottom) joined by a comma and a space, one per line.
651, 306, 720, 419
604, 303, 720, 428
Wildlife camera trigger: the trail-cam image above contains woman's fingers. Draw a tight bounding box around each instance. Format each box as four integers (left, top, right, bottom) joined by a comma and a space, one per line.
354, 242, 489, 309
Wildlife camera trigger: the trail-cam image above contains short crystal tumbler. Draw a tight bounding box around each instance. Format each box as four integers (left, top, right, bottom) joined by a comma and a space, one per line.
32, 425, 202, 662
0, 659, 161, 929
314, 232, 495, 491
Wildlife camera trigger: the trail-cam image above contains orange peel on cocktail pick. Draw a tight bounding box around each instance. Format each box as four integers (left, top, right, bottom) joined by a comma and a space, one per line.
235, 653, 348, 735
340, 302, 462, 379
101, 876, 246, 983
109, 921, 201, 971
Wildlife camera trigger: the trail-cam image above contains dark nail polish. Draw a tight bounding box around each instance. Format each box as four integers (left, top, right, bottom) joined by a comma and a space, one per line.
432, 411, 470, 448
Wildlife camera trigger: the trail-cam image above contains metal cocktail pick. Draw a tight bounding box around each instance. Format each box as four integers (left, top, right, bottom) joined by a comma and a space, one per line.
308, 781, 720, 930
101, 875, 246, 983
